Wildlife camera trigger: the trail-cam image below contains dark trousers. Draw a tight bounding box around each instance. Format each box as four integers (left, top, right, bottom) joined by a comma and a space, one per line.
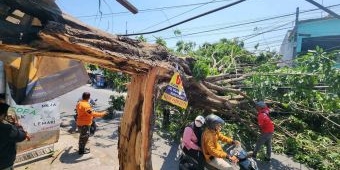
2, 166, 14, 170
183, 147, 204, 170
78, 125, 90, 151
253, 132, 273, 158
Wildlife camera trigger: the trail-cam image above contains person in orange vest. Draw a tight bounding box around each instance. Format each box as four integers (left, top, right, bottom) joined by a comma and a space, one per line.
76, 92, 107, 154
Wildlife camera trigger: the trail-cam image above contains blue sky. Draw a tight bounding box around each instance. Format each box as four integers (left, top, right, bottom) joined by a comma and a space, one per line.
56, 0, 339, 51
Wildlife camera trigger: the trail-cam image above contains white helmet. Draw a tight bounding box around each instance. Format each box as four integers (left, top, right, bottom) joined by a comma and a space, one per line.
194, 115, 205, 127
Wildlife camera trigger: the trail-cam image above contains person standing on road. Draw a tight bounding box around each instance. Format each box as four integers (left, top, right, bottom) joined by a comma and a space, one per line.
252, 101, 274, 161
181, 115, 205, 170
0, 103, 29, 170
74, 97, 97, 135
76, 92, 106, 155
201, 114, 240, 170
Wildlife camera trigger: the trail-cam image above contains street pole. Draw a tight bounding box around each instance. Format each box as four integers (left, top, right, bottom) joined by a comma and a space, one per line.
293, 7, 299, 60
125, 21, 127, 35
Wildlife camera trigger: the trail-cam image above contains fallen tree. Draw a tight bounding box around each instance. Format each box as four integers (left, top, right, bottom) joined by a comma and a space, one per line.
0, 0, 237, 112
1, 1, 339, 170
0, 1, 241, 170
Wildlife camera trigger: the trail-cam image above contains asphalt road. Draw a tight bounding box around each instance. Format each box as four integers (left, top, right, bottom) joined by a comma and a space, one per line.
15, 84, 310, 170
58, 84, 178, 170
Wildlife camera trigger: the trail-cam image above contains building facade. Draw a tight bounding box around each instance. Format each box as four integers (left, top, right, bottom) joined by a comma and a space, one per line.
279, 17, 340, 67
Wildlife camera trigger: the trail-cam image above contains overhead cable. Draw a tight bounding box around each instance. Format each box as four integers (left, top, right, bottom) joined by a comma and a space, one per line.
118, 0, 247, 36
138, 0, 211, 32
152, 3, 340, 40
76, 0, 234, 18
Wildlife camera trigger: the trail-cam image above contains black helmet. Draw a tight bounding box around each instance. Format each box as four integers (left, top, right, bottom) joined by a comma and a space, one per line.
205, 114, 225, 130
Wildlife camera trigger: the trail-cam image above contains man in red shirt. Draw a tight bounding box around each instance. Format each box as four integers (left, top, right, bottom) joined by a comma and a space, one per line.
253, 101, 274, 161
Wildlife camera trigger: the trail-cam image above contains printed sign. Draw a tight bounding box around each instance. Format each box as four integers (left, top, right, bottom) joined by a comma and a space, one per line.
5, 57, 89, 105
8, 99, 60, 154
161, 72, 188, 109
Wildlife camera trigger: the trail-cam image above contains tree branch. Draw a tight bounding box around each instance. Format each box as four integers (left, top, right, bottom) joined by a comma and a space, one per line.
196, 80, 231, 108
203, 81, 252, 101
215, 73, 251, 84
205, 73, 241, 82
292, 104, 340, 128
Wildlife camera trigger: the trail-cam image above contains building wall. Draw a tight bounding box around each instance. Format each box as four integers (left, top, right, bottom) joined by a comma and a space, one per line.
279, 31, 294, 66
297, 18, 340, 52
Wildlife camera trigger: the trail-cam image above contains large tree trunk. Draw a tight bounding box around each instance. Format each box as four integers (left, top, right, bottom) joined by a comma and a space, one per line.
0, 0, 235, 111
118, 68, 159, 170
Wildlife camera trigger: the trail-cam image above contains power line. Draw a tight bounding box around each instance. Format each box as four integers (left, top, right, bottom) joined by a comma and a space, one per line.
241, 22, 293, 41
159, 25, 292, 41
118, 0, 247, 36
178, 17, 294, 32
245, 34, 288, 44
148, 22, 292, 42
138, 0, 214, 32
178, 6, 340, 33
179, 4, 340, 37
148, 3, 340, 41
246, 39, 284, 48
76, 0, 234, 18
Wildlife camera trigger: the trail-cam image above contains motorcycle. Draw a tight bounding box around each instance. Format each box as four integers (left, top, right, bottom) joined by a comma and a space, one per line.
178, 145, 218, 170
227, 145, 258, 170
178, 144, 258, 170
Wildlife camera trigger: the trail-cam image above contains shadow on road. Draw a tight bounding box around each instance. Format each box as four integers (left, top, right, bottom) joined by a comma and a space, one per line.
256, 158, 303, 170
110, 128, 119, 140
160, 142, 180, 170
59, 146, 93, 164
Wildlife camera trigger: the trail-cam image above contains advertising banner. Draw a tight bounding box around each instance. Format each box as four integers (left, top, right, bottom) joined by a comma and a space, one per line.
8, 99, 60, 154
1, 55, 89, 105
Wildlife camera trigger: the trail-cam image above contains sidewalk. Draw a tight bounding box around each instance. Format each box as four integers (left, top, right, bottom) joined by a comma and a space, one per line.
15, 118, 119, 170
14, 116, 178, 170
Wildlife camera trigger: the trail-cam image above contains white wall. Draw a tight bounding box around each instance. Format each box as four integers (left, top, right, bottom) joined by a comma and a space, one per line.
279, 31, 294, 66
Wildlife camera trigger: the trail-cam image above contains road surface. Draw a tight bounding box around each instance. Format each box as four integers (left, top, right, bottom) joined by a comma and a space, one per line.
14, 85, 310, 170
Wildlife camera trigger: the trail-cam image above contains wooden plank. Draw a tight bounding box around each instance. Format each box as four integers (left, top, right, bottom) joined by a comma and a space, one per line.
14, 54, 33, 102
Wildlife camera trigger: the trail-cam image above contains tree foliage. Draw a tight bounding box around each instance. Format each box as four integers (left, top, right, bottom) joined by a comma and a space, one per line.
158, 39, 340, 170
102, 69, 130, 92
243, 47, 340, 170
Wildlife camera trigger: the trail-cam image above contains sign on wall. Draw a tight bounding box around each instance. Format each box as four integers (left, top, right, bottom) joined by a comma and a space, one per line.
8, 99, 60, 154
161, 72, 188, 109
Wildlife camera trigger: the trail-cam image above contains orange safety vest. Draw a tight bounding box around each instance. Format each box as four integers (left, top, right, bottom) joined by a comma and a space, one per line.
76, 100, 104, 126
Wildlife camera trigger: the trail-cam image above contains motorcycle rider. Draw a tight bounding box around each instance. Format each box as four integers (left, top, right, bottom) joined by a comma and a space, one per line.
181, 115, 205, 170
202, 114, 240, 170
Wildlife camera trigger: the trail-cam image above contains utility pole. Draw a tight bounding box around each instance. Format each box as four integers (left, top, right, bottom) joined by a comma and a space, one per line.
116, 0, 138, 14
125, 21, 127, 35
293, 7, 299, 59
